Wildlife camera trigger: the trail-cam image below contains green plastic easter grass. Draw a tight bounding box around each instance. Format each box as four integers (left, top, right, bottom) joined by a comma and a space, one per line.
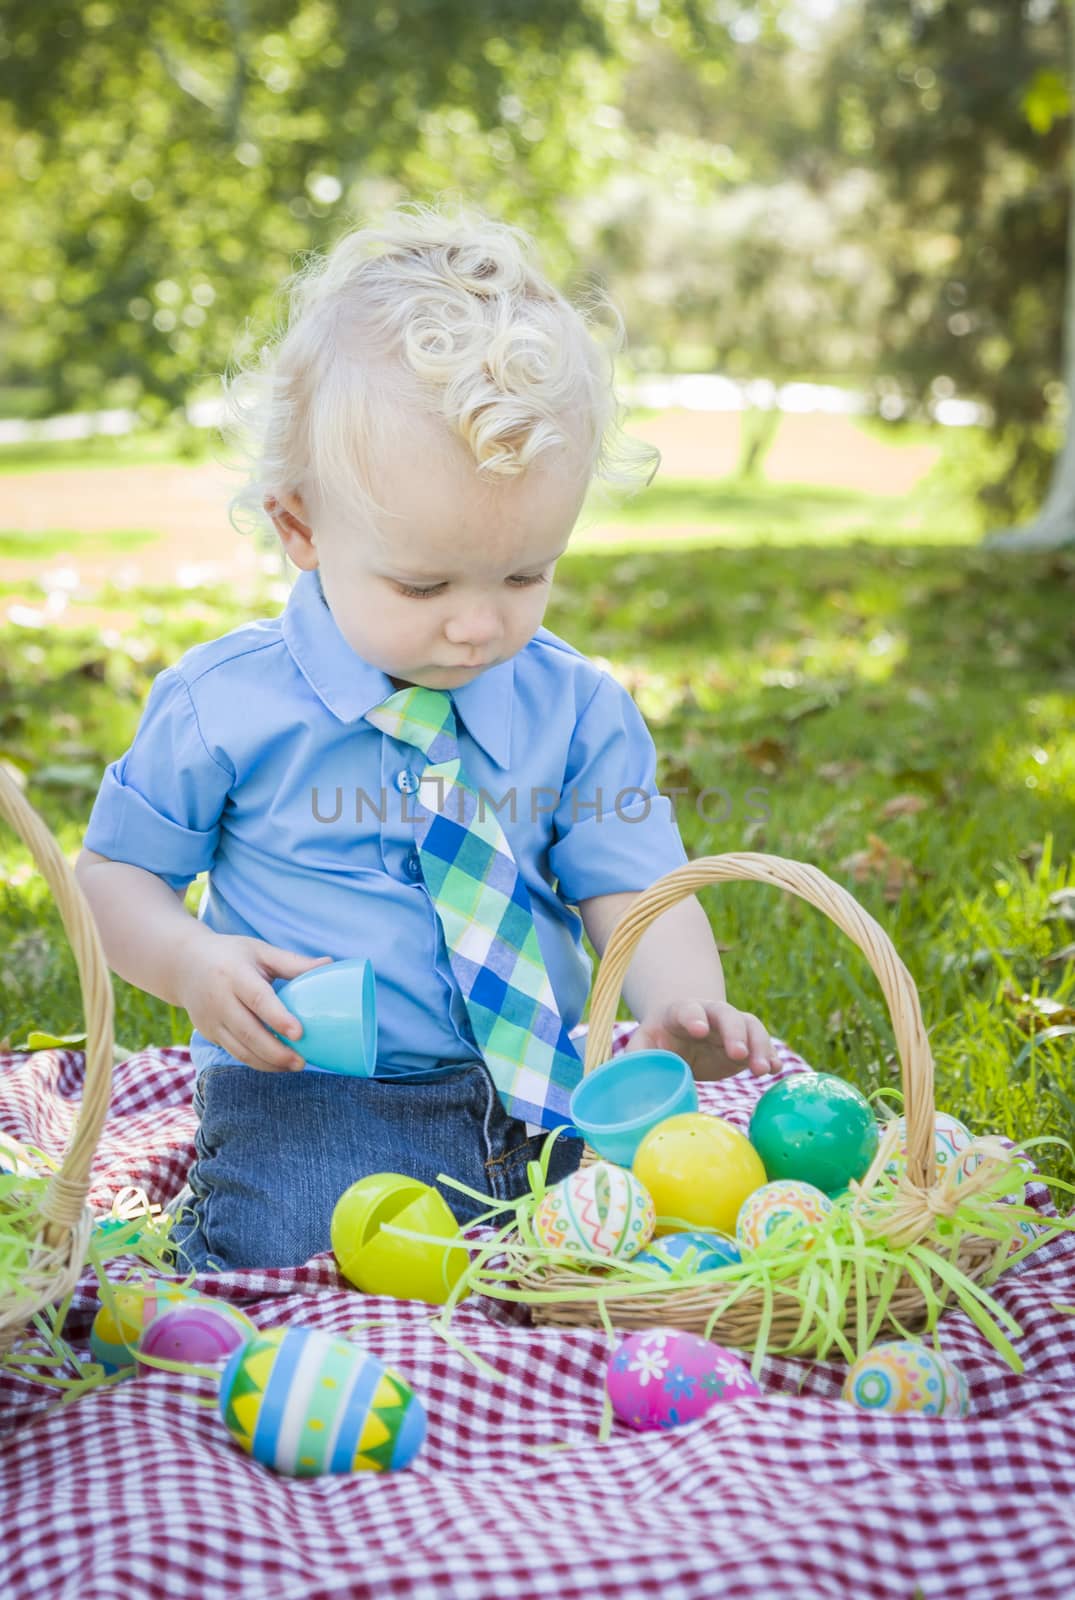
421, 1125, 1075, 1373
0, 1158, 202, 1405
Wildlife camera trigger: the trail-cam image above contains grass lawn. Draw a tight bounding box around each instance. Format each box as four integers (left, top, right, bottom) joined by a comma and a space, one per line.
1, 456, 1073, 1180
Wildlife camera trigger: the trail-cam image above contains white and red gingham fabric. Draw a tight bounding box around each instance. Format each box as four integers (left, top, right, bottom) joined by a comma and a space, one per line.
3, 1030, 1075, 1600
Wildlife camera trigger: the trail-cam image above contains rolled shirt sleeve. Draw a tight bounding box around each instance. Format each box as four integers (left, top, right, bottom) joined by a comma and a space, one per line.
82, 667, 234, 893
548, 671, 689, 904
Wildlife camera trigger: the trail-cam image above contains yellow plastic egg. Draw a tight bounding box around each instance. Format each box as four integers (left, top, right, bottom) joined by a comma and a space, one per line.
633, 1113, 767, 1237
331, 1174, 470, 1305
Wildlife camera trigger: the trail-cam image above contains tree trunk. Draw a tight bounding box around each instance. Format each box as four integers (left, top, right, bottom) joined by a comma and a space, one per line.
987, 2, 1075, 550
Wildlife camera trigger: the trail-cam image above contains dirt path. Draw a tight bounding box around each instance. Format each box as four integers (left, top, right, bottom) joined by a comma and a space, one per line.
0, 412, 938, 632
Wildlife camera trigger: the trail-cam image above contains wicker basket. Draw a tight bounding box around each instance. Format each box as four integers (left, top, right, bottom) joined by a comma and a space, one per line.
0, 762, 115, 1356
511, 853, 1005, 1345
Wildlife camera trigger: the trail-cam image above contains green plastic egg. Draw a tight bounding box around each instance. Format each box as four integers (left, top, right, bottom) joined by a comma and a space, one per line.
748, 1073, 879, 1195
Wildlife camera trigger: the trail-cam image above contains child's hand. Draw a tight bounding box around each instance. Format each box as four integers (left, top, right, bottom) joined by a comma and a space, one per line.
624, 1000, 773, 1082
175, 932, 333, 1073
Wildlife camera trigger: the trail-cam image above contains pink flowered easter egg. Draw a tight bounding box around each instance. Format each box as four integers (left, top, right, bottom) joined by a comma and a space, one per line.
137, 1301, 257, 1370
606, 1327, 760, 1432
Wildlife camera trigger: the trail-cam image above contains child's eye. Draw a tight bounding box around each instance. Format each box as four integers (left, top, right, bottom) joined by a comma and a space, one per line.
396, 573, 548, 599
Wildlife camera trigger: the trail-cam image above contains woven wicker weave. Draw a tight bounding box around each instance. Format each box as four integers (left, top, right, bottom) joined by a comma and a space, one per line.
0, 763, 114, 1356
512, 853, 1004, 1343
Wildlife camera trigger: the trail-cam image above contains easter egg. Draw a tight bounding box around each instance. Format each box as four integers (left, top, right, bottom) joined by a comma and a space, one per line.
137, 1301, 257, 1371
736, 1180, 834, 1252
331, 1174, 470, 1305
89, 1283, 202, 1375
883, 1113, 979, 1185
842, 1339, 969, 1418
1006, 1218, 1041, 1261
633, 1114, 767, 1236
607, 1328, 760, 1431
218, 1325, 427, 1476
533, 1162, 655, 1261
633, 1229, 741, 1275
749, 1073, 879, 1195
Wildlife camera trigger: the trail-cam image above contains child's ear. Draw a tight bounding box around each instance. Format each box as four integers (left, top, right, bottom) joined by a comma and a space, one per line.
265, 493, 318, 570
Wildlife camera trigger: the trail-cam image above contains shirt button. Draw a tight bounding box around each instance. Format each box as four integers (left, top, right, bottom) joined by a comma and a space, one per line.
405, 850, 422, 879
396, 770, 420, 794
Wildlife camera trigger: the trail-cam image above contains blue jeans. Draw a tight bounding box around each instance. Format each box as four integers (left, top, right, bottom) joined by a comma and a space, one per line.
165, 1059, 584, 1273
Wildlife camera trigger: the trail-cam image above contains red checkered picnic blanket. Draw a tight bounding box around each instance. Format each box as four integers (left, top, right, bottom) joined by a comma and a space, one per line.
3, 1031, 1075, 1600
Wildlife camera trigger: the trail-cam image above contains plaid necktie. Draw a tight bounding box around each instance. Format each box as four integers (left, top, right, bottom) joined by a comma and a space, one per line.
365, 685, 583, 1135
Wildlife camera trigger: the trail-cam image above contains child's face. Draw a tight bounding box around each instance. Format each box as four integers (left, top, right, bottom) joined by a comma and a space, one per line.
270, 415, 590, 691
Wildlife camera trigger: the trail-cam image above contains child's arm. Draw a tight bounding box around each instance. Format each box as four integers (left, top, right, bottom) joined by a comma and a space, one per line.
578, 890, 772, 1079
74, 849, 330, 1072
75, 849, 216, 1007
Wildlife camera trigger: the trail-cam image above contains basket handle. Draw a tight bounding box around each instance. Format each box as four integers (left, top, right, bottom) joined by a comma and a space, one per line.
0, 763, 115, 1246
583, 853, 938, 1189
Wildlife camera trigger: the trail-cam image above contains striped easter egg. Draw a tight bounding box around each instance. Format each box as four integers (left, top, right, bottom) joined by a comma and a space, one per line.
217, 1326, 427, 1477
137, 1301, 257, 1370
532, 1161, 656, 1261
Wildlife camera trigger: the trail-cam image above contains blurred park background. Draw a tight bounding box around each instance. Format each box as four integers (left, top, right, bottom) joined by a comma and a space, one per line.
0, 0, 1073, 1163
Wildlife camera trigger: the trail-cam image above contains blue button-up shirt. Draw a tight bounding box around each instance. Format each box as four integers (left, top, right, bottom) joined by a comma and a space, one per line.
83, 568, 689, 1077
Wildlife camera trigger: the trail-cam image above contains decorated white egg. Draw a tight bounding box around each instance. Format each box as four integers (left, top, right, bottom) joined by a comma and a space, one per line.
842, 1339, 969, 1417
736, 1179, 834, 1253
1006, 1217, 1041, 1261
883, 1112, 979, 1184
532, 1161, 655, 1261
218, 1325, 426, 1476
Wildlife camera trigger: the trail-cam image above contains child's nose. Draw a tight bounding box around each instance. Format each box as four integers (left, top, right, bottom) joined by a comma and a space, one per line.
444, 603, 504, 649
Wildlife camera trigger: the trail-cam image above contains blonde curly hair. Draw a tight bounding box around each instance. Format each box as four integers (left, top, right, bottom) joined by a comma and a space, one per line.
223, 197, 659, 536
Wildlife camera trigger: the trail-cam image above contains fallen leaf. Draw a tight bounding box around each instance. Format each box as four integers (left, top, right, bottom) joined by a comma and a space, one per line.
839, 833, 924, 901
1046, 888, 1075, 925
1003, 985, 1075, 1034
783, 696, 836, 725
878, 793, 929, 821
741, 737, 791, 774
817, 759, 865, 784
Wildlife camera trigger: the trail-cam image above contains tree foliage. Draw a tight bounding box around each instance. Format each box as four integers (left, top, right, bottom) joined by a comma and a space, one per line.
822, 0, 1071, 518
0, 0, 719, 419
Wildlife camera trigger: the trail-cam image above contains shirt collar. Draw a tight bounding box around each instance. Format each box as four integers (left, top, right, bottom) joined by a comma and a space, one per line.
281, 568, 515, 769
